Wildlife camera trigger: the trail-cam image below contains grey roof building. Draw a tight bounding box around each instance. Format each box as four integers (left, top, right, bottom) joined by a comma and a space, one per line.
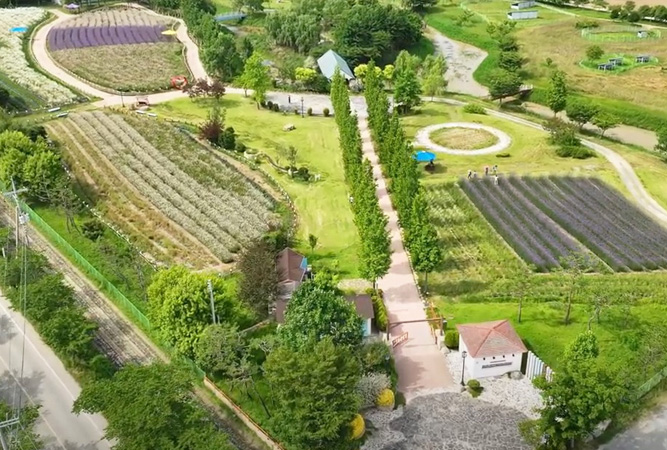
317, 50, 355, 81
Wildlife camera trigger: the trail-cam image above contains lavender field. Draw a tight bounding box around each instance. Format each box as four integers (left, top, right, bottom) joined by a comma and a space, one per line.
48, 25, 171, 50
462, 176, 667, 272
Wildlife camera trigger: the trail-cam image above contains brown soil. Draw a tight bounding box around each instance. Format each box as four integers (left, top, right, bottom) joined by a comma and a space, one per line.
430, 127, 499, 150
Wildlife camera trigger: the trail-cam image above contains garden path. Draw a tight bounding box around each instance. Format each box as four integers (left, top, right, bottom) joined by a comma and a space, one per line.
357, 113, 455, 400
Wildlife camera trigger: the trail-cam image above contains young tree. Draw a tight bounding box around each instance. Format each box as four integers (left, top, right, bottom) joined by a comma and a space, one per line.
488, 69, 522, 104
308, 233, 318, 252
656, 128, 667, 159
498, 51, 523, 72
239, 52, 272, 108
585, 44, 604, 61
565, 100, 600, 130
421, 54, 448, 101
199, 102, 225, 145
521, 332, 628, 450
546, 70, 568, 116
237, 240, 279, 319
394, 65, 422, 113
279, 282, 363, 350
264, 338, 362, 450
558, 253, 590, 325
194, 323, 244, 377
592, 112, 619, 137
408, 191, 443, 293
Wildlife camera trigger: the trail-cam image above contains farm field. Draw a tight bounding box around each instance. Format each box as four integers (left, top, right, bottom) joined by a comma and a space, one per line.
153, 96, 361, 277
47, 110, 280, 268
0, 7, 77, 108
463, 176, 667, 272
47, 7, 189, 92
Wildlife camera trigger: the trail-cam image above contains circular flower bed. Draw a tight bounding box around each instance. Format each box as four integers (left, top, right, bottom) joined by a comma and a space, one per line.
430, 127, 499, 151
415, 122, 512, 156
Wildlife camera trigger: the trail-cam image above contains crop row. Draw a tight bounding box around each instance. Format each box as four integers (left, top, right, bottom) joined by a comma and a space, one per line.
508, 176, 667, 272
460, 178, 581, 271
57, 8, 172, 29
49, 25, 170, 50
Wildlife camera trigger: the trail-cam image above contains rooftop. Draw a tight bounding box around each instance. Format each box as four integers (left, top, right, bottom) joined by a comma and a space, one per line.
456, 320, 527, 358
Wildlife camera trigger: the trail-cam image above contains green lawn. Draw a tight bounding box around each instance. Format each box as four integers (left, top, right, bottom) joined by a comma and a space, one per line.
153, 95, 361, 278
402, 102, 627, 194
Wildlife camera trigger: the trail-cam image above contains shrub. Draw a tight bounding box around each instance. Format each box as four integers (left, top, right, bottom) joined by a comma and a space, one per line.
221, 127, 236, 150
323, 107, 330, 117
463, 103, 486, 115
294, 108, 299, 115
546, 118, 580, 147
295, 166, 311, 181
307, 107, 313, 116
575, 19, 600, 29
266, 100, 274, 109
272, 103, 280, 112
556, 145, 594, 159
495, 152, 511, 158
467, 379, 483, 398
356, 373, 391, 408
376, 389, 395, 408
235, 141, 246, 153
586, 45, 604, 61
444, 330, 459, 349
81, 219, 105, 241
359, 340, 392, 375
349, 414, 365, 440
371, 290, 388, 331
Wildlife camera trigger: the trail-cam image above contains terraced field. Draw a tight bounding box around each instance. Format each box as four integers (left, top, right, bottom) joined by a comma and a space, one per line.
48, 111, 280, 268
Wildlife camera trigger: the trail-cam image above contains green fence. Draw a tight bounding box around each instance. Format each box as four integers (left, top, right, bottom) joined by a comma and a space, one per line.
636, 364, 667, 399
21, 201, 152, 330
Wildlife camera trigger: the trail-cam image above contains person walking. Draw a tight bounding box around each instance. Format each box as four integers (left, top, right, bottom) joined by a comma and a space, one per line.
494, 174, 499, 185
492, 164, 498, 175
484, 166, 489, 176
472, 171, 477, 179
467, 169, 472, 179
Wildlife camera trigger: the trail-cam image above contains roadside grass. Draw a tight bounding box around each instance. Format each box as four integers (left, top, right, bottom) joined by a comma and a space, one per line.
31, 204, 154, 312
50, 42, 189, 93
401, 102, 626, 194
153, 95, 361, 278
0, 71, 45, 111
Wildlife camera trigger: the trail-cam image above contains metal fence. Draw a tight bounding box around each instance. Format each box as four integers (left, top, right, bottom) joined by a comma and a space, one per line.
525, 350, 554, 382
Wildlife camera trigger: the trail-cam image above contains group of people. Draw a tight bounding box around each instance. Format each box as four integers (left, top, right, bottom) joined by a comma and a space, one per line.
467, 165, 499, 185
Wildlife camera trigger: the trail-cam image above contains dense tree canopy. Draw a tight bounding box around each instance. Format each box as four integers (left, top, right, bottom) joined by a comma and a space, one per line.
147, 266, 250, 358
279, 282, 363, 350
266, 11, 322, 53
237, 240, 279, 318
264, 338, 362, 450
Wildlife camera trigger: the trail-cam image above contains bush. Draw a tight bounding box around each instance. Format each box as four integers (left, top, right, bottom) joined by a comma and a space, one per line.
556, 145, 594, 159
444, 330, 459, 349
306, 107, 313, 116
586, 45, 604, 61
376, 389, 395, 408
266, 100, 273, 109
467, 379, 483, 398
234, 141, 246, 153
294, 108, 299, 115
356, 373, 391, 408
81, 219, 105, 241
221, 127, 236, 150
546, 118, 580, 147
323, 107, 330, 117
350, 414, 365, 440
575, 19, 600, 29
495, 152, 511, 158
371, 290, 388, 331
463, 103, 486, 115
467, 379, 481, 390
294, 166, 310, 181
359, 340, 392, 375
272, 103, 280, 112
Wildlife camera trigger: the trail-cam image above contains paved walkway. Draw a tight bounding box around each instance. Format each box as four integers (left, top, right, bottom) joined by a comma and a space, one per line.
358, 114, 454, 400
601, 404, 667, 450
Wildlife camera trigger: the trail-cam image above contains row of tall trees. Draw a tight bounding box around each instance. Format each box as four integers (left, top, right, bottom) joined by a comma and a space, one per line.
363, 62, 443, 290
330, 72, 391, 286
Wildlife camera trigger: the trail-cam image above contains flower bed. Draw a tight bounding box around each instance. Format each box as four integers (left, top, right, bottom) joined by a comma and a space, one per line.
0, 7, 77, 106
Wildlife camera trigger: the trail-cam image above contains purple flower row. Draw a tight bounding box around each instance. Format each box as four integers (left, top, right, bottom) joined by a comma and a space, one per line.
461, 178, 562, 271
48, 25, 171, 51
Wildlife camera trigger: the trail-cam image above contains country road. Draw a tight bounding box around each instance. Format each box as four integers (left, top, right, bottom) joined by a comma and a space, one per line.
0, 296, 110, 450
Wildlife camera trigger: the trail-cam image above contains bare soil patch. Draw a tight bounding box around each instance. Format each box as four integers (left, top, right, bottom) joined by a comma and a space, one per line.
430, 127, 499, 150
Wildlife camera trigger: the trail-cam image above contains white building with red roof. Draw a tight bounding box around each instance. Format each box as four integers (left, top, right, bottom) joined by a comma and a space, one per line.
456, 320, 528, 379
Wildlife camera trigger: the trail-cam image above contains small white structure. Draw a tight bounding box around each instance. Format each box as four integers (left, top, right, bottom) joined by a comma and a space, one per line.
457, 320, 527, 379
511, 0, 536, 10
507, 10, 538, 20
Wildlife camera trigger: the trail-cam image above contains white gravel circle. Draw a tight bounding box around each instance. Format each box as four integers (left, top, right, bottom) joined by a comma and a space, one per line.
415, 122, 512, 155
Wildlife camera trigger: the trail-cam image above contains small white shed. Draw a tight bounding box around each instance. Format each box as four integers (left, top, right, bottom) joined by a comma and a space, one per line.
511, 0, 536, 10
507, 10, 538, 20
457, 320, 527, 380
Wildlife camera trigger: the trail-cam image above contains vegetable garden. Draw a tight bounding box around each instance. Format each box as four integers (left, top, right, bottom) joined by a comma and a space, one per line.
462, 176, 667, 272
48, 111, 280, 267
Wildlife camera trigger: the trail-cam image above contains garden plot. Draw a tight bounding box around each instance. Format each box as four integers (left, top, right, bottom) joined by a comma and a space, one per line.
49, 111, 279, 267
463, 176, 667, 272
47, 8, 188, 92
0, 7, 77, 107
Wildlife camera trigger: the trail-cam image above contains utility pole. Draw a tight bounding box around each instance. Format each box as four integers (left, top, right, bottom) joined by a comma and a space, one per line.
3, 179, 28, 251
207, 280, 217, 325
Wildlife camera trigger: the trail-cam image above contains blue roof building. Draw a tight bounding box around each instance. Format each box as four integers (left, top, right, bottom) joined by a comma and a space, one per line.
317, 50, 355, 81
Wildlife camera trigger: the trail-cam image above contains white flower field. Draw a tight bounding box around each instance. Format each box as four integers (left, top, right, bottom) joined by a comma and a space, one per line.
0, 7, 77, 106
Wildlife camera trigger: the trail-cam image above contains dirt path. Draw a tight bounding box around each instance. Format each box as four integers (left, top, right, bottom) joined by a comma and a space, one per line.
357, 110, 455, 400
427, 27, 489, 98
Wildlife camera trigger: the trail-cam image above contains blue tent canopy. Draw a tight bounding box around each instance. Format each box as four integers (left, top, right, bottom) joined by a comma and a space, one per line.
413, 151, 436, 162
215, 13, 247, 22
10, 26, 28, 33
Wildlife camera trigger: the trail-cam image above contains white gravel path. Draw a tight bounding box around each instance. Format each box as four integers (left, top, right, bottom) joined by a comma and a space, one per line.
415, 122, 512, 155
445, 350, 543, 419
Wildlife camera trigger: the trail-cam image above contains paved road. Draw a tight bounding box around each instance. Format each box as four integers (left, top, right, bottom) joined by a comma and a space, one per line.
0, 296, 110, 450
358, 114, 455, 400
601, 405, 667, 450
